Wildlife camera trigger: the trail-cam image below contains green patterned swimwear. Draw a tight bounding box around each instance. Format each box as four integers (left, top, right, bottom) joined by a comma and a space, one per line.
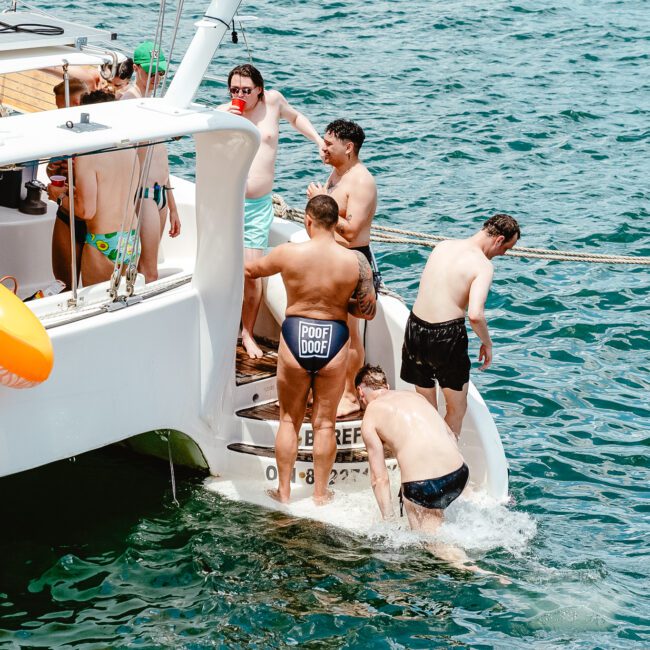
85, 229, 140, 265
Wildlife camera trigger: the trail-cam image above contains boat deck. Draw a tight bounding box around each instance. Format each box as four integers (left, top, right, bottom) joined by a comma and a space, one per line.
235, 339, 364, 423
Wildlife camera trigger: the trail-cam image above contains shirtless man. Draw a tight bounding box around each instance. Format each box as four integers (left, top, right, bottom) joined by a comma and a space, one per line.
220, 64, 324, 359
401, 214, 521, 436
48, 142, 140, 286
46, 66, 101, 93
120, 41, 166, 101
356, 364, 509, 582
245, 195, 376, 505
306, 119, 379, 416
355, 364, 467, 533
121, 42, 180, 281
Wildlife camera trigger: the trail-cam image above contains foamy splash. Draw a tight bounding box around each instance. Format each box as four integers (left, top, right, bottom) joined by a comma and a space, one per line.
205, 477, 536, 557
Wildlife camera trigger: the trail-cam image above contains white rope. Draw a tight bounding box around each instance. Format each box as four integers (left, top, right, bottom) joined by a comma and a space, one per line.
272, 195, 650, 266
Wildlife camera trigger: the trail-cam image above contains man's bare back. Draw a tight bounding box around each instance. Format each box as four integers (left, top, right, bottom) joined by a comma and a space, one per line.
413, 239, 494, 324
363, 390, 464, 483
246, 195, 376, 505
401, 214, 520, 436
75, 148, 140, 284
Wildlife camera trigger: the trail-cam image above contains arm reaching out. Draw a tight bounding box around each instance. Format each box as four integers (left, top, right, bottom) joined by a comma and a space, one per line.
245, 244, 287, 280
467, 264, 494, 370
361, 410, 395, 521
348, 251, 377, 320
279, 93, 324, 149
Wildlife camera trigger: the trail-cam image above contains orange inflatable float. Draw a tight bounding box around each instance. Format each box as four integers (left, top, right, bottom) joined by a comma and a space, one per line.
0, 281, 54, 388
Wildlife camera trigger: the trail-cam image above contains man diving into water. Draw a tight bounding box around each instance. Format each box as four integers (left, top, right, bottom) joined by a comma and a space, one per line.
245, 195, 376, 505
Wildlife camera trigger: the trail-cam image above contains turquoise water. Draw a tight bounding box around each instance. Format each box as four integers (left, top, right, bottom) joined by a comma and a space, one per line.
2, 0, 649, 647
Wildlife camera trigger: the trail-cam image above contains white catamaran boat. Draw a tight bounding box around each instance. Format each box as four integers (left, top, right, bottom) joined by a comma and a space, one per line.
0, 0, 508, 506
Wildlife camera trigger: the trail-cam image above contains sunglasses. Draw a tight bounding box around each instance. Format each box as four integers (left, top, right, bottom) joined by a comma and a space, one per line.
229, 86, 255, 96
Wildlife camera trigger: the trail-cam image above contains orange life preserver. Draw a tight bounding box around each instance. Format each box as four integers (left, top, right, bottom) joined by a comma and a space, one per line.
0, 282, 54, 388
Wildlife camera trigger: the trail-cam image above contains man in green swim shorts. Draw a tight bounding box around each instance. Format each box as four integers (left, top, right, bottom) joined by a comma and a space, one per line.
219, 64, 324, 358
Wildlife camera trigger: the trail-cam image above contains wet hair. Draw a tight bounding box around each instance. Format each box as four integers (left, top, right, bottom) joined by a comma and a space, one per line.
305, 195, 339, 229
116, 57, 134, 81
80, 89, 116, 105
482, 213, 521, 242
227, 63, 265, 100
53, 78, 88, 98
354, 364, 388, 389
325, 119, 365, 154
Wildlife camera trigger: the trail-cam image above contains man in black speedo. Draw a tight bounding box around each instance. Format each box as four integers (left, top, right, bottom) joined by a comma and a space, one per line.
355, 364, 468, 532
401, 214, 521, 436
245, 195, 376, 505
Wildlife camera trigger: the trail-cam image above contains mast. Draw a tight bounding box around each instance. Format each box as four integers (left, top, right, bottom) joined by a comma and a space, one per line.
165, 0, 243, 107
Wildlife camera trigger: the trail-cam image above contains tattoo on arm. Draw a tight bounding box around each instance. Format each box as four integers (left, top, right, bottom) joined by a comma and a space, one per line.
352, 252, 377, 319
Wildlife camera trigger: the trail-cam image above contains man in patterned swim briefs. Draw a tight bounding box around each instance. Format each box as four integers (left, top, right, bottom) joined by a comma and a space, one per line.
401, 214, 520, 436
219, 64, 324, 359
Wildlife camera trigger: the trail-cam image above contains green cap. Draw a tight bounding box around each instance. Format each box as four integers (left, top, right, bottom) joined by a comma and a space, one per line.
133, 41, 167, 73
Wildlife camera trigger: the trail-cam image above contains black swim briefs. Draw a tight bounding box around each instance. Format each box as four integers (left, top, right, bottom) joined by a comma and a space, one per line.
399, 463, 469, 514
400, 311, 470, 391
350, 244, 383, 294
281, 316, 349, 374
56, 207, 87, 246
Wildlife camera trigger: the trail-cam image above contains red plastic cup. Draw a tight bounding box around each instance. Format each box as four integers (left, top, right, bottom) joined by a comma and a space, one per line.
231, 97, 246, 113
50, 175, 66, 187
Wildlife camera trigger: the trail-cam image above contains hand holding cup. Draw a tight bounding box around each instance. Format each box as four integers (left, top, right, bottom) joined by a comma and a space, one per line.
231, 97, 246, 115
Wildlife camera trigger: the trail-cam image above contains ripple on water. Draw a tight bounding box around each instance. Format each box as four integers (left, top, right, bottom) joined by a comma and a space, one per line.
1, 0, 649, 647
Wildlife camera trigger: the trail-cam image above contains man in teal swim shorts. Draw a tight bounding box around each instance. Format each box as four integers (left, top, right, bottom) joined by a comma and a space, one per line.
219, 64, 323, 358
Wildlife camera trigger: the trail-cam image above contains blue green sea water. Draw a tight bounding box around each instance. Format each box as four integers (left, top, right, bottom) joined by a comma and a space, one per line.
1, 0, 649, 647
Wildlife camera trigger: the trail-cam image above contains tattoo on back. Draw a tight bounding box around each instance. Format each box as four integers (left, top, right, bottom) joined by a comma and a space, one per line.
354, 251, 377, 318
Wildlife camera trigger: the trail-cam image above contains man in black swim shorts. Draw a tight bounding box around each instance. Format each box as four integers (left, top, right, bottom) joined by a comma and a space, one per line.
355, 364, 468, 533
401, 214, 521, 436
246, 195, 376, 505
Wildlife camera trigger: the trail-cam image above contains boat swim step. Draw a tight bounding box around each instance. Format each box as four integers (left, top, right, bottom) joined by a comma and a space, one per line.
227, 442, 394, 464
235, 338, 279, 386
223, 444, 398, 490
236, 408, 365, 449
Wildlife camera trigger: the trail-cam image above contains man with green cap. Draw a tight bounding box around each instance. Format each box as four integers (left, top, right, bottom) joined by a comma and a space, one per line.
121, 41, 167, 100
122, 41, 180, 282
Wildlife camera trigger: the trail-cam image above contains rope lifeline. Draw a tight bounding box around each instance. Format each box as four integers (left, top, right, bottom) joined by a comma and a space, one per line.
271, 194, 650, 266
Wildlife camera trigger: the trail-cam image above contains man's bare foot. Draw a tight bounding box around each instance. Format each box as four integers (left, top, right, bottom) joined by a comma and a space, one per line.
336, 393, 360, 417
242, 332, 263, 359
313, 489, 334, 505
266, 488, 290, 504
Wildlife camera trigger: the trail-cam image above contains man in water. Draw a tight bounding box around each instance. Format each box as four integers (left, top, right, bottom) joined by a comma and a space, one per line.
307, 119, 380, 416
245, 195, 376, 505
121, 42, 181, 282
356, 363, 510, 583
355, 364, 467, 532
220, 64, 324, 359
401, 214, 520, 436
